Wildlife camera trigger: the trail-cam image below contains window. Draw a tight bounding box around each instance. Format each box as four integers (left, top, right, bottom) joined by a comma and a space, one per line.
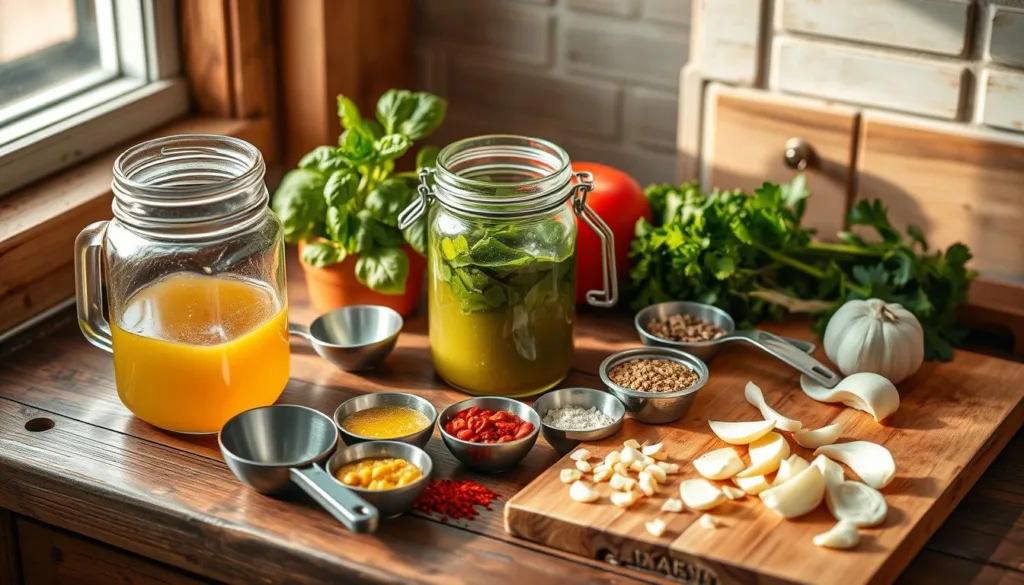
0, 0, 188, 196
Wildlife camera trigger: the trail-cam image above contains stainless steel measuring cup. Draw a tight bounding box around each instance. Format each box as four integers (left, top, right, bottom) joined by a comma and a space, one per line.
635, 301, 841, 389
218, 404, 380, 533
288, 305, 403, 371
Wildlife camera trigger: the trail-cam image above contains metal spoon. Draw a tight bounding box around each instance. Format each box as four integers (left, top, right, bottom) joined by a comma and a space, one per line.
289, 305, 403, 371
218, 404, 380, 533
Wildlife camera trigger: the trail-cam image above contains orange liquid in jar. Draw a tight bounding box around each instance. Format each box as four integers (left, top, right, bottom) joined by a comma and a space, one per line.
111, 272, 289, 433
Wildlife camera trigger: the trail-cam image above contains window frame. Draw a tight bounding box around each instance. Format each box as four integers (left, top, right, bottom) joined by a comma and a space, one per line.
0, 0, 189, 197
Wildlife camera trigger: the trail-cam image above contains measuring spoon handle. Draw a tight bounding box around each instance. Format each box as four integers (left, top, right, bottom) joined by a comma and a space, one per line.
735, 330, 841, 388
290, 466, 379, 533
288, 322, 312, 342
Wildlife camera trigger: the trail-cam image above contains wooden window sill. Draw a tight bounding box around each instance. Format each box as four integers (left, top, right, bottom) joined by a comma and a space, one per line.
0, 115, 274, 338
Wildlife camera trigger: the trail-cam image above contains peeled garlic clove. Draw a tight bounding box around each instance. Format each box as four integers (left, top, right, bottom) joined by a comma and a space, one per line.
647, 463, 668, 484
611, 490, 641, 508
693, 447, 745, 480
794, 423, 843, 449
721, 485, 745, 500
575, 460, 592, 473
815, 441, 896, 489
737, 432, 790, 477
800, 373, 900, 422
708, 419, 776, 445
679, 479, 728, 511
604, 451, 621, 467
560, 468, 582, 484
733, 474, 771, 495
610, 473, 637, 492
759, 465, 826, 519
630, 459, 648, 473
813, 521, 860, 549
661, 498, 684, 513
623, 439, 641, 449
570, 448, 591, 461
826, 480, 888, 527
645, 517, 667, 537
744, 381, 803, 431
621, 446, 642, 464
592, 465, 614, 483
613, 462, 630, 477
638, 470, 659, 496
656, 461, 680, 475
772, 455, 810, 486
642, 442, 663, 457
642, 455, 656, 468
698, 514, 723, 529
811, 454, 846, 487
569, 480, 600, 503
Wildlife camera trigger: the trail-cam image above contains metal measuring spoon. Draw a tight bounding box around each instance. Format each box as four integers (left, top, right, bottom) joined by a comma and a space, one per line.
635, 300, 841, 389
288, 305, 403, 371
219, 405, 380, 533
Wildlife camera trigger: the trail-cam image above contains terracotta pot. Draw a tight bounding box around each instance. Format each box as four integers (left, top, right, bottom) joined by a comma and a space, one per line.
298, 242, 427, 318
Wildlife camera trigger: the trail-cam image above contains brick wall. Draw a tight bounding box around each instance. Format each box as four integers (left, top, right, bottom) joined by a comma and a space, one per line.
415, 0, 691, 185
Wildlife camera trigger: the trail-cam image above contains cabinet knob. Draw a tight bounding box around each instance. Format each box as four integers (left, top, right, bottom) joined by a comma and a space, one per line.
784, 138, 815, 171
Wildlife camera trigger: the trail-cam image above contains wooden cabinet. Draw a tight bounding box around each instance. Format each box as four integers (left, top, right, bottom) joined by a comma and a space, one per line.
702, 84, 857, 237
5, 516, 211, 585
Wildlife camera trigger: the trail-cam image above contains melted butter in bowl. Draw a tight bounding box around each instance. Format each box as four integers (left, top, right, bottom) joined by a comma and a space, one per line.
342, 406, 431, 439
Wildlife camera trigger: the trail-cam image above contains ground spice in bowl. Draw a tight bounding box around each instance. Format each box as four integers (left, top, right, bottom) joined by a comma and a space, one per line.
646, 314, 726, 343
542, 405, 615, 431
607, 358, 700, 393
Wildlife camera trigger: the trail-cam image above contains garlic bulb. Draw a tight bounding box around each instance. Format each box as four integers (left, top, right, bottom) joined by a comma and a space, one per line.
823, 299, 924, 383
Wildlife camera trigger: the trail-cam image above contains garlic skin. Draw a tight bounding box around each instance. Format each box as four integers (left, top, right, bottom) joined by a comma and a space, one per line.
744, 381, 803, 432
815, 441, 896, 489
759, 465, 826, 519
823, 299, 924, 384
811, 454, 846, 487
794, 423, 843, 449
800, 373, 900, 422
813, 521, 860, 549
826, 480, 888, 527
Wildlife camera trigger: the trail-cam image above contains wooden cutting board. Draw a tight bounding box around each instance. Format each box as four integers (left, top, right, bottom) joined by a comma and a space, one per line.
505, 341, 1024, 585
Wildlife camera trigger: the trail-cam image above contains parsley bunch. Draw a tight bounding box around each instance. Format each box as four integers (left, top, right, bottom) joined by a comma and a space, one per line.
628, 177, 976, 360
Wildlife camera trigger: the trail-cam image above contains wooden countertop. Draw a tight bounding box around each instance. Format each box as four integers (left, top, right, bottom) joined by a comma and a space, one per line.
0, 258, 1021, 585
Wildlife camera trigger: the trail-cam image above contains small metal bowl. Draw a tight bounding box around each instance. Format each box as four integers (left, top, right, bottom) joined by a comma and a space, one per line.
599, 347, 709, 424
533, 388, 625, 454
327, 441, 433, 519
334, 392, 437, 448
438, 396, 540, 473
290, 305, 403, 371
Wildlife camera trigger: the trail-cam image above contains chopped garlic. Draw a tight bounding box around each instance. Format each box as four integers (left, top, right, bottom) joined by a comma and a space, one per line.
642, 443, 663, 457
645, 518, 667, 537
610, 473, 637, 492
621, 446, 642, 464
638, 470, 659, 496
569, 480, 600, 503
661, 498, 684, 513
642, 455, 656, 468
610, 490, 640, 508
592, 465, 613, 483
613, 462, 630, 476
629, 459, 647, 473
656, 461, 680, 475
570, 448, 591, 461
575, 460, 592, 473
623, 439, 641, 449
721, 485, 745, 500
559, 468, 582, 484
604, 451, 621, 467
698, 514, 723, 529
647, 464, 668, 484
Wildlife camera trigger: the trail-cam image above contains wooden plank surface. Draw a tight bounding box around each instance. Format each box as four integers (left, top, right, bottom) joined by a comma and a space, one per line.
0, 511, 18, 585
0, 250, 1021, 584
507, 326, 1024, 584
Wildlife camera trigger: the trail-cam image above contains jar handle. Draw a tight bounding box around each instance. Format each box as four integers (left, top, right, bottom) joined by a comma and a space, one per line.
74, 221, 113, 352
572, 171, 618, 308
397, 168, 434, 229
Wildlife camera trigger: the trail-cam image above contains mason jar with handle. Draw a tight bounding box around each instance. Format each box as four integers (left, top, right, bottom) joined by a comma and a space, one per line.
75, 135, 289, 434
398, 135, 616, 397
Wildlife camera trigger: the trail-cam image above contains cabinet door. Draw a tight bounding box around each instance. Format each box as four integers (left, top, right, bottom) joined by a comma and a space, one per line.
702, 84, 858, 237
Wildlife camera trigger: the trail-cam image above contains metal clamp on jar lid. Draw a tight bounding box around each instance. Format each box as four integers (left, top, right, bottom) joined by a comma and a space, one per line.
398, 134, 617, 307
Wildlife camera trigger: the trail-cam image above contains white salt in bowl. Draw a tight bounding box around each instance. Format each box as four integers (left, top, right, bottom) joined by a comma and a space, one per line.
533, 388, 625, 454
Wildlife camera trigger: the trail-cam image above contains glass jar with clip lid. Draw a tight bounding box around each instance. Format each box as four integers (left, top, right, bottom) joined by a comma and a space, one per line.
398, 135, 617, 397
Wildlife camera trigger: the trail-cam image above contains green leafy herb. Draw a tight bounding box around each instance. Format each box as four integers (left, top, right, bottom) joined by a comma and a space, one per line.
628, 178, 976, 361
271, 89, 446, 294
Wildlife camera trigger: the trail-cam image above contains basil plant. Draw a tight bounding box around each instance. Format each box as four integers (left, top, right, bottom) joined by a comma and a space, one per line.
271, 90, 446, 294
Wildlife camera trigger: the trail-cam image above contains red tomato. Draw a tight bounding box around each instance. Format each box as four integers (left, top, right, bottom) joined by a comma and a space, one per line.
572, 162, 651, 305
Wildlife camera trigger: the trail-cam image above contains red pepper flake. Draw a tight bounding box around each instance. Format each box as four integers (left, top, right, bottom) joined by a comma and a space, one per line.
413, 479, 500, 521
443, 407, 534, 444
